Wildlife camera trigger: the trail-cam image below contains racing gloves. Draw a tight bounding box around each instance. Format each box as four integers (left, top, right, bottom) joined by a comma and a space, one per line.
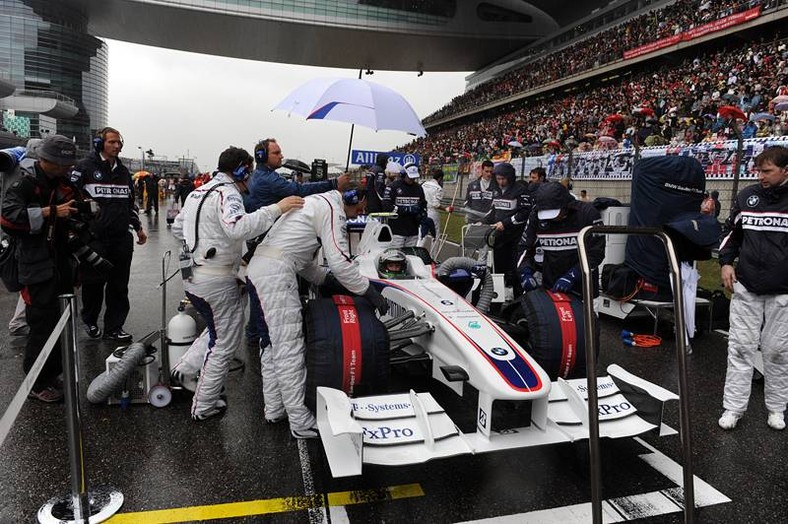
520, 267, 539, 292
552, 267, 580, 293
364, 284, 389, 316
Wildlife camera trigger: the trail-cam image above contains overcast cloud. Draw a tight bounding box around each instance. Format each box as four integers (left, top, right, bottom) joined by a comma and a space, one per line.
105, 39, 469, 172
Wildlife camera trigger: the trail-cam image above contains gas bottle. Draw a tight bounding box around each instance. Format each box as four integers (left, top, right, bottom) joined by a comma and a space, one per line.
167, 303, 197, 370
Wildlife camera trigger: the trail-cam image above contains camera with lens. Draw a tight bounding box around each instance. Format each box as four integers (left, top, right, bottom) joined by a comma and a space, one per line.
66, 200, 113, 276
72, 199, 99, 217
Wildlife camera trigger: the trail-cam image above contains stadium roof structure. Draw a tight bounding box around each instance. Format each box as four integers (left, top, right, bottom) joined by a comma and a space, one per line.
64, 0, 613, 72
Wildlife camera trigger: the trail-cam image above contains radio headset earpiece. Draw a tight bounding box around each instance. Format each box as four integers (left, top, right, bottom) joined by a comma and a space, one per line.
342, 188, 366, 205
232, 163, 249, 181
255, 138, 273, 164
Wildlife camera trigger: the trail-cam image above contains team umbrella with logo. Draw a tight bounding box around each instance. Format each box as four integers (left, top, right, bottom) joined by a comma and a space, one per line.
272, 76, 427, 170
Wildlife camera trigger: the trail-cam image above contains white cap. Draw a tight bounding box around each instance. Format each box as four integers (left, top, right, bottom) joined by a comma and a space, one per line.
385, 160, 403, 174
405, 165, 420, 179
537, 208, 561, 220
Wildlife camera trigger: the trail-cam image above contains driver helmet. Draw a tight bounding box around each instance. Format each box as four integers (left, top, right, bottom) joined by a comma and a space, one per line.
378, 249, 408, 279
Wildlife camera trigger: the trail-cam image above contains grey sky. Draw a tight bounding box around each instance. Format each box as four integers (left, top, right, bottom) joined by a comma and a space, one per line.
106, 39, 469, 172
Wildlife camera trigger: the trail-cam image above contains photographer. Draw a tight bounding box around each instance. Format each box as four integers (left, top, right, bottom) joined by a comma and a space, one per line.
71, 127, 146, 342
0, 135, 81, 403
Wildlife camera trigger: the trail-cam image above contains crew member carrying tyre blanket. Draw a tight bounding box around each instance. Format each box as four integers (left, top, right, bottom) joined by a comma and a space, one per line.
517, 181, 605, 297
171, 147, 303, 421
246, 183, 388, 439
718, 145, 788, 432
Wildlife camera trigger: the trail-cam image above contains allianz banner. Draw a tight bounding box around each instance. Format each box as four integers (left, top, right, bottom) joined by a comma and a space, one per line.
351, 149, 420, 167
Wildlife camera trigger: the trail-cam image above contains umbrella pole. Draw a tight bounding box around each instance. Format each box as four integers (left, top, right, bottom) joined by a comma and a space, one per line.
730, 120, 743, 207
344, 123, 356, 172
344, 69, 363, 172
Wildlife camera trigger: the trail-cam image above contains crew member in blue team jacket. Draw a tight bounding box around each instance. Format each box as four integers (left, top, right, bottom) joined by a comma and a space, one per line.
243, 137, 350, 351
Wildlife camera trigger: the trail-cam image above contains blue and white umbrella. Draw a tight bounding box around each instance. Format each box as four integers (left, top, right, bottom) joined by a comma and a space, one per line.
273, 77, 426, 137
749, 112, 775, 122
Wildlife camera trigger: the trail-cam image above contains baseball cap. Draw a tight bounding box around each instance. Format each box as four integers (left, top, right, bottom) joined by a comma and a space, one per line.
37, 135, 77, 166
404, 163, 420, 179
385, 160, 403, 174
536, 182, 573, 220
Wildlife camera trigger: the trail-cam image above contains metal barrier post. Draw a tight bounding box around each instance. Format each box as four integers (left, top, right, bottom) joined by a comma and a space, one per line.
578, 226, 695, 524
37, 294, 124, 524
60, 294, 89, 522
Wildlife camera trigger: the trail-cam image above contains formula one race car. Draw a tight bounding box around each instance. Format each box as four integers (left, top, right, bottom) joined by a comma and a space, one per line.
311, 220, 678, 478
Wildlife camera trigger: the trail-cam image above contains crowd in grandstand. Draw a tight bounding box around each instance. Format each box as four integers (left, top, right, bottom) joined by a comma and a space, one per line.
423, 0, 784, 125
403, 32, 788, 164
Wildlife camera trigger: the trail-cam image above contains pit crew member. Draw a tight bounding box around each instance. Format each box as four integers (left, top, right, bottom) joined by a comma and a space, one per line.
246, 184, 388, 439
382, 162, 427, 247
718, 145, 788, 431
517, 182, 605, 296
484, 162, 532, 295
171, 146, 303, 420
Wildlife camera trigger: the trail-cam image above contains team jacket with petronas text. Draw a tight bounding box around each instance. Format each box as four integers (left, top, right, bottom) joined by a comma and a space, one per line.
464, 178, 497, 217
382, 178, 427, 237
719, 182, 788, 295
518, 201, 605, 294
71, 152, 142, 239
483, 181, 532, 242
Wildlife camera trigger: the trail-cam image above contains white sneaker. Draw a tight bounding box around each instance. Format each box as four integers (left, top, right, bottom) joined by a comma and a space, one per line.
767, 412, 785, 430
291, 426, 319, 440
718, 410, 742, 430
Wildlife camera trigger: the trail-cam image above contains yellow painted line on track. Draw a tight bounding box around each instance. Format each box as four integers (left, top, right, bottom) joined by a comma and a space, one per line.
105, 483, 424, 523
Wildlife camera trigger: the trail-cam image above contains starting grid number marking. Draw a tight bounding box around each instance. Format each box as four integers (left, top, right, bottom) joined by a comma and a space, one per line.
104, 483, 425, 523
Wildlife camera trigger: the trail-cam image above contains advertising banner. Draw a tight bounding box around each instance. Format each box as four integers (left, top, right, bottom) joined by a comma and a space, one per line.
523, 137, 788, 181
623, 6, 762, 60
351, 149, 420, 167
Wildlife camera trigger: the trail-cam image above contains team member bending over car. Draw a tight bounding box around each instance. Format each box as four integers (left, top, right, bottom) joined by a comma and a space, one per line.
171, 147, 303, 421
718, 146, 788, 431
517, 182, 605, 296
246, 184, 388, 439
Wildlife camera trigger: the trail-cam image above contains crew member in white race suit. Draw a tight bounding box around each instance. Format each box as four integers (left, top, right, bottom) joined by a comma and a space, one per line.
171, 147, 303, 420
718, 145, 788, 431
247, 184, 388, 439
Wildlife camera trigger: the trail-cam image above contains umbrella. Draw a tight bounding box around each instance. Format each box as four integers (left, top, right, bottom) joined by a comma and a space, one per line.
603, 113, 624, 124
770, 95, 788, 106
632, 107, 655, 117
544, 140, 561, 149
273, 76, 425, 170
717, 105, 746, 120
749, 112, 775, 122
507, 140, 523, 148
597, 136, 618, 150
542, 138, 558, 144
273, 77, 425, 137
133, 170, 151, 179
775, 101, 788, 112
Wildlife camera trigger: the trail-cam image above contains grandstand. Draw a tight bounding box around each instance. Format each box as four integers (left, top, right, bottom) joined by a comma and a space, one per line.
399, 0, 788, 215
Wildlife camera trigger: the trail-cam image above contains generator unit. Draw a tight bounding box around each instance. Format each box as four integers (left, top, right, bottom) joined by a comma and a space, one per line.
104, 347, 160, 405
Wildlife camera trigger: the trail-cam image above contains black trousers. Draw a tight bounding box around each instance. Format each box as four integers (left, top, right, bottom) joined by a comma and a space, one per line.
23, 259, 74, 390
494, 239, 523, 298
146, 187, 159, 213
80, 232, 133, 332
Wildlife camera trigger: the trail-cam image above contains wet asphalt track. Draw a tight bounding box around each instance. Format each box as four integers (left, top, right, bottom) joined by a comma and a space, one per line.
1, 207, 786, 523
